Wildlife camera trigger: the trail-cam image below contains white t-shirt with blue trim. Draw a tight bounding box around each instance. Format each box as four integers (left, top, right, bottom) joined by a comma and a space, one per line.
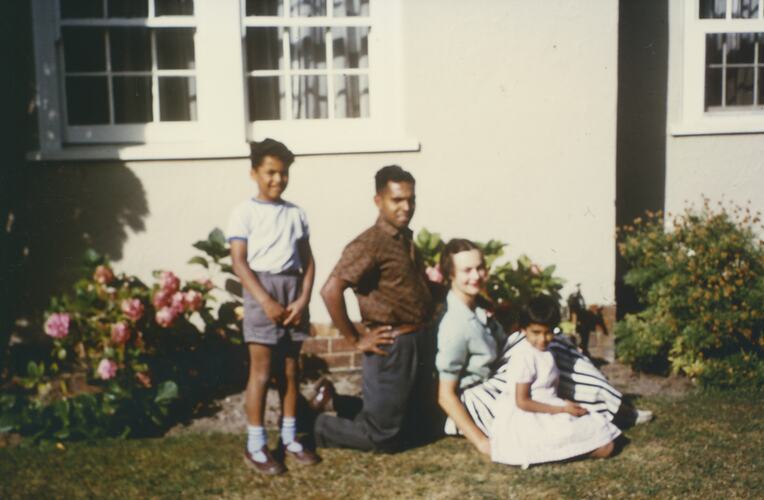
226, 198, 309, 273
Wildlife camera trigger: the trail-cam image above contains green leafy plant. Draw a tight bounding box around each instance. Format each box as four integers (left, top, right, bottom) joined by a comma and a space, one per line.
1, 245, 246, 441
616, 200, 764, 387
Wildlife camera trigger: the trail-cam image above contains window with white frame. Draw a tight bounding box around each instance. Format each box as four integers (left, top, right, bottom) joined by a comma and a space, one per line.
30, 0, 413, 159
244, 0, 370, 121
58, 0, 198, 142
675, 0, 764, 134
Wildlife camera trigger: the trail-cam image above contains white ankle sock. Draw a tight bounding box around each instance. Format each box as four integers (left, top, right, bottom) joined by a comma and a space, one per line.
246, 425, 267, 462
281, 417, 303, 452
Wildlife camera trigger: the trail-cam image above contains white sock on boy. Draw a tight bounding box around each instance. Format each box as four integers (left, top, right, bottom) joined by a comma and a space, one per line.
246, 425, 268, 462
281, 417, 304, 452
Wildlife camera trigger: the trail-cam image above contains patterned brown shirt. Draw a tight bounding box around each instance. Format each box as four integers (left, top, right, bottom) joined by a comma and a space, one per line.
331, 217, 433, 325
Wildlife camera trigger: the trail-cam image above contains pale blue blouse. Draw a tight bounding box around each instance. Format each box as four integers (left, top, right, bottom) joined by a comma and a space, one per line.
435, 291, 507, 389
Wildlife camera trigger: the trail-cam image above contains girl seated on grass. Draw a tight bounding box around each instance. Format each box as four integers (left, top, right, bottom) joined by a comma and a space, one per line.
490, 295, 621, 467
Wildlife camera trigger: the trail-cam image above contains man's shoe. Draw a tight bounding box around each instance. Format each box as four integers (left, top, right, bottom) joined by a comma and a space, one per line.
243, 446, 286, 475
279, 440, 322, 466
634, 409, 654, 425
308, 379, 335, 413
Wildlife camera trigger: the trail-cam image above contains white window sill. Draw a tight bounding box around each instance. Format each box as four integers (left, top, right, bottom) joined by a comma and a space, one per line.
26, 138, 421, 162
671, 118, 764, 137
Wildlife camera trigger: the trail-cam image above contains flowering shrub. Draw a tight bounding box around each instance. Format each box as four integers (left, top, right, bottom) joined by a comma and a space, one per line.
616, 200, 764, 387
2, 247, 246, 441
416, 228, 564, 329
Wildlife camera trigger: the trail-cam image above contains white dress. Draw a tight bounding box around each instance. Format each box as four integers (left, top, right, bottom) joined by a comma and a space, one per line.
490, 339, 621, 466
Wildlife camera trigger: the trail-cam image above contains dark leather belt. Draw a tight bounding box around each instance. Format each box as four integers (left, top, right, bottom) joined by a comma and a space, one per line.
366, 323, 425, 335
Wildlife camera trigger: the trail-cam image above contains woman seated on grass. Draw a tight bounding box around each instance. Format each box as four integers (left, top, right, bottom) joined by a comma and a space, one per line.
434, 239, 650, 458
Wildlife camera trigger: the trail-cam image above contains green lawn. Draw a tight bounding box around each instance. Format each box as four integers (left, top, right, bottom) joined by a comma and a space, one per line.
1, 390, 762, 499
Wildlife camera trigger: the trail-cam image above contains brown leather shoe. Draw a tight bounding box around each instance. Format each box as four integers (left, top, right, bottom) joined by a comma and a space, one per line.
243, 446, 286, 475
308, 379, 335, 413
279, 441, 322, 466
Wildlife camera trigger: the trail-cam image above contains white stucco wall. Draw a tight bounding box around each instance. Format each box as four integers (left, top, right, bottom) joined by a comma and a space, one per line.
666, 1, 764, 221
39, 0, 620, 323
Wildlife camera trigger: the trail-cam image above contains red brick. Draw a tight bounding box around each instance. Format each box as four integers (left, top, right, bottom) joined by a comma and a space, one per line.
352, 352, 365, 368
329, 336, 356, 353
301, 338, 329, 354
322, 353, 353, 370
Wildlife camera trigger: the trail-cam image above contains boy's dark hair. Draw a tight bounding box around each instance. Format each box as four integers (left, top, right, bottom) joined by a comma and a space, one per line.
519, 295, 562, 328
249, 138, 295, 169
375, 165, 415, 193
439, 238, 482, 284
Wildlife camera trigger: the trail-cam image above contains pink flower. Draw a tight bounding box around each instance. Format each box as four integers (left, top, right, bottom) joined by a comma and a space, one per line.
152, 289, 172, 309
530, 264, 542, 276
197, 279, 215, 291
170, 292, 186, 314
44, 313, 70, 339
93, 265, 115, 285
110, 322, 131, 345
121, 298, 144, 322
97, 358, 117, 380
425, 265, 444, 284
184, 290, 204, 311
155, 306, 177, 328
159, 271, 180, 294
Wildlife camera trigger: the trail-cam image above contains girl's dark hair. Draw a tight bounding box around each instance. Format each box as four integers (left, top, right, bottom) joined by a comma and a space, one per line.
439, 238, 483, 283
519, 295, 561, 328
250, 138, 295, 169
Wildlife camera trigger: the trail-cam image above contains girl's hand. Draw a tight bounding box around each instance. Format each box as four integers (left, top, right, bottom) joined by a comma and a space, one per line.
476, 436, 491, 456
562, 400, 588, 417
262, 298, 287, 324
282, 298, 307, 327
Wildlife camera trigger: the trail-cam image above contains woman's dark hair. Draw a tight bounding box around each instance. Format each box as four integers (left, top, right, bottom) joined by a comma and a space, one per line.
249, 138, 295, 169
439, 238, 483, 283
375, 165, 415, 193
519, 295, 561, 328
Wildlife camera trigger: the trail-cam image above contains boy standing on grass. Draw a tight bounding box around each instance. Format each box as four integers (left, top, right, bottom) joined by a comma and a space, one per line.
227, 139, 319, 475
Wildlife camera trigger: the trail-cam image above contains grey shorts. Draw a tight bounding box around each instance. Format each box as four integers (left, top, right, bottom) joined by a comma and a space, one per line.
243, 271, 310, 345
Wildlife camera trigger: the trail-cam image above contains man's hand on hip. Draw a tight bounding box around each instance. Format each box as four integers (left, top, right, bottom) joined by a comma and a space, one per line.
356, 325, 397, 356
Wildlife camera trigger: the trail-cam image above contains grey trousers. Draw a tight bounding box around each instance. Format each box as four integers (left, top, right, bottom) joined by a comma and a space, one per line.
314, 328, 439, 452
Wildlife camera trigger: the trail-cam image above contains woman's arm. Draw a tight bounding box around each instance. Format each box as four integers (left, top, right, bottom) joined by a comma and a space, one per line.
514, 383, 588, 416
437, 378, 491, 455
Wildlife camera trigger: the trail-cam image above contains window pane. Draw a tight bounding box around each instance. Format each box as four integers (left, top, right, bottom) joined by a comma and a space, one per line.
61, 0, 104, 18
66, 77, 110, 125
334, 74, 368, 118
292, 75, 327, 118
246, 28, 283, 71
63, 28, 106, 72
246, 0, 283, 16
108, 0, 149, 17
332, 27, 368, 69
333, 0, 369, 17
113, 76, 153, 123
700, 0, 726, 18
291, 27, 326, 70
155, 0, 194, 16
159, 77, 197, 121
705, 68, 723, 108
291, 0, 326, 17
110, 28, 151, 72
726, 33, 757, 64
248, 77, 286, 120
732, 0, 759, 18
726, 67, 755, 105
156, 29, 196, 69
706, 34, 724, 65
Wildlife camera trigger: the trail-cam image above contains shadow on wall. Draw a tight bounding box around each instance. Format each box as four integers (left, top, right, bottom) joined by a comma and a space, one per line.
615, 0, 668, 318
16, 163, 149, 333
